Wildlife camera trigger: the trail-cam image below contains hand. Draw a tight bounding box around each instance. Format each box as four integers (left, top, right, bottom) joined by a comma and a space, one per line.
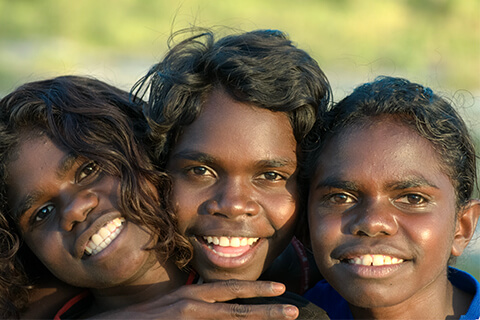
91, 280, 299, 319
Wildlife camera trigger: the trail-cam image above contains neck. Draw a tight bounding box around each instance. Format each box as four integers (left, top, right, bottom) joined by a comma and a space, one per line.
349, 277, 470, 320
86, 259, 188, 316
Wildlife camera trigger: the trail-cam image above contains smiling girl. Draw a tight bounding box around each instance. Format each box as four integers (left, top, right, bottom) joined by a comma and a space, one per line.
303, 76, 480, 319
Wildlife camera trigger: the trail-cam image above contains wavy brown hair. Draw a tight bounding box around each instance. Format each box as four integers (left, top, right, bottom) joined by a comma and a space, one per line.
0, 75, 192, 318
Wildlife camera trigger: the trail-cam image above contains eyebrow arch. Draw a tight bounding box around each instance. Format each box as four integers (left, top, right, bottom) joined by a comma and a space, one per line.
255, 158, 297, 168
13, 152, 78, 221
386, 177, 438, 190
169, 151, 218, 165
169, 150, 296, 168
313, 177, 359, 192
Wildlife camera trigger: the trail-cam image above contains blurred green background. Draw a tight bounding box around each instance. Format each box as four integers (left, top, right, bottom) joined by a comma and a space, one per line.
0, 0, 478, 280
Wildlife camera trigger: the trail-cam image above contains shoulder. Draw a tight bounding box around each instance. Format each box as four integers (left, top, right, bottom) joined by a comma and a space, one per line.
448, 267, 480, 319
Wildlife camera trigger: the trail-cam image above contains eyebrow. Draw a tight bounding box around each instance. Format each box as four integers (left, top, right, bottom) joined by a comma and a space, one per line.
313, 176, 438, 192
385, 176, 439, 190
12, 152, 78, 221
313, 177, 359, 192
169, 150, 296, 168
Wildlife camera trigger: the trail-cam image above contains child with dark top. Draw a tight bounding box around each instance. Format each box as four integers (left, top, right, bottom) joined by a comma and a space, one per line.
302, 76, 480, 319
0, 76, 307, 320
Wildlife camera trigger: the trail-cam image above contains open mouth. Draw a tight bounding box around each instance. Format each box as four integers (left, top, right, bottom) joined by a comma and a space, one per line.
343, 254, 404, 266
200, 236, 259, 258
84, 217, 125, 256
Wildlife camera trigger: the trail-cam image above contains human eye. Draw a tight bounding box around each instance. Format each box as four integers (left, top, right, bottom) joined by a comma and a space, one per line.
186, 166, 216, 178
76, 161, 100, 183
34, 204, 55, 222
259, 172, 285, 181
328, 193, 356, 205
395, 193, 428, 206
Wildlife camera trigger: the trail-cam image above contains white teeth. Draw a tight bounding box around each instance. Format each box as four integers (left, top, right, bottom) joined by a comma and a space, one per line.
219, 236, 229, 246
230, 237, 240, 247
91, 234, 103, 246
84, 218, 125, 256
202, 236, 259, 247
347, 254, 404, 266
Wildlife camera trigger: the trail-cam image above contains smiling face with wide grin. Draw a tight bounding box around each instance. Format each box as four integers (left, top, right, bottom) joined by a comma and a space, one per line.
7, 134, 162, 289
308, 117, 467, 312
166, 88, 299, 282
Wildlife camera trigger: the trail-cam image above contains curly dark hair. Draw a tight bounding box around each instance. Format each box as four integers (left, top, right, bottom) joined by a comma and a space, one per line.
0, 75, 192, 318
132, 28, 331, 169
302, 76, 477, 211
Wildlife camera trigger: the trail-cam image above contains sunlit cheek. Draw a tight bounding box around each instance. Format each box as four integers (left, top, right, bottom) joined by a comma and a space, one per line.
266, 193, 298, 228
415, 223, 455, 265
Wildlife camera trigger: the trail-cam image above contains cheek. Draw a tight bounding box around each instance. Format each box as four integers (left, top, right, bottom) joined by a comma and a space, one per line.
172, 185, 201, 233
407, 213, 456, 263
308, 211, 342, 260
264, 192, 299, 230
24, 231, 62, 269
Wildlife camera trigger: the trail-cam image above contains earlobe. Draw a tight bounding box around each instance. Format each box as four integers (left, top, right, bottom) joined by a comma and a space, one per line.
451, 199, 480, 257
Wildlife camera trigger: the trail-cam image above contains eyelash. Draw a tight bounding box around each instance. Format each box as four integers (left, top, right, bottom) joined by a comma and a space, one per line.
33, 204, 55, 223
326, 192, 357, 205
76, 161, 100, 183
395, 193, 429, 205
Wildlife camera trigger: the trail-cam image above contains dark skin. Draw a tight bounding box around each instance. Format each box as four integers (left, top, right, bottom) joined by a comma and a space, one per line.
167, 88, 300, 283
308, 118, 479, 319
14, 134, 300, 319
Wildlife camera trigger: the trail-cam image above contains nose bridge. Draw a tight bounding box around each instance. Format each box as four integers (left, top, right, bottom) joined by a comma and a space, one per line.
60, 188, 98, 231
207, 175, 259, 218
349, 196, 398, 237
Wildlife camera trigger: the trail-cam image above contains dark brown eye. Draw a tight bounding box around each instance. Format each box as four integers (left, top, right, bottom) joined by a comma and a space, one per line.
262, 172, 284, 181
77, 161, 99, 182
35, 204, 55, 222
330, 193, 354, 204
405, 194, 425, 204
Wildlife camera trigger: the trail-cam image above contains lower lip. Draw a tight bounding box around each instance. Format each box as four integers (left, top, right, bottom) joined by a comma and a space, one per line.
196, 237, 263, 269
339, 261, 406, 278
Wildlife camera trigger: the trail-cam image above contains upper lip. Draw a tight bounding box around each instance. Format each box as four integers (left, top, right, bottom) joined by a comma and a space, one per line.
74, 210, 122, 259
185, 221, 273, 240
332, 244, 410, 262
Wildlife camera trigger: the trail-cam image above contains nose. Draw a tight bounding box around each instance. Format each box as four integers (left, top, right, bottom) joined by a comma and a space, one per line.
348, 198, 398, 237
60, 189, 99, 231
205, 177, 260, 218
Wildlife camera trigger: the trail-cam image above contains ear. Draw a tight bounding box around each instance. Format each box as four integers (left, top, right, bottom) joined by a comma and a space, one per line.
451, 199, 480, 257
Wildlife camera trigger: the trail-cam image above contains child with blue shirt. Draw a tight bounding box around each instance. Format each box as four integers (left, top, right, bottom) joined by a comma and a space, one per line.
303, 76, 480, 319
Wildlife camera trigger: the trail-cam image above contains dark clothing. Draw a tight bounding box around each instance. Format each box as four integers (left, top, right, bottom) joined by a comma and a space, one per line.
304, 266, 479, 320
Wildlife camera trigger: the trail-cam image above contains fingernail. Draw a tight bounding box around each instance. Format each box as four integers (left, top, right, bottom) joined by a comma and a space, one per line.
284, 306, 298, 318
271, 282, 285, 293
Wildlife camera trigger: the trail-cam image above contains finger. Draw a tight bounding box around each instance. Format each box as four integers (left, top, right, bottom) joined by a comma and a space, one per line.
169, 280, 286, 303
168, 300, 299, 320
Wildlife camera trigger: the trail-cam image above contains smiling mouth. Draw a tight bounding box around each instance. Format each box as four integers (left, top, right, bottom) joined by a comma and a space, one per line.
201, 236, 259, 258
343, 254, 404, 266
84, 218, 125, 256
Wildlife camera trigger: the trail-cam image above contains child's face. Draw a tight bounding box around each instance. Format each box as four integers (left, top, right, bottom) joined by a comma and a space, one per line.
7, 134, 161, 289
166, 88, 299, 281
308, 118, 463, 308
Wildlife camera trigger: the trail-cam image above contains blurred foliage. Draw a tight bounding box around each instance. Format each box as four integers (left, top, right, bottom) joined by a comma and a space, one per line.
0, 0, 478, 94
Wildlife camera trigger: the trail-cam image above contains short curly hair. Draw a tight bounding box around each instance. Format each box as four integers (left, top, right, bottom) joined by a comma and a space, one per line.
302, 76, 477, 210
133, 28, 331, 169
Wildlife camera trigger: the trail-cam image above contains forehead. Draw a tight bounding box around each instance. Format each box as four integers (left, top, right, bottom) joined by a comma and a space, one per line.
172, 89, 297, 161
313, 119, 448, 184
7, 135, 70, 217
